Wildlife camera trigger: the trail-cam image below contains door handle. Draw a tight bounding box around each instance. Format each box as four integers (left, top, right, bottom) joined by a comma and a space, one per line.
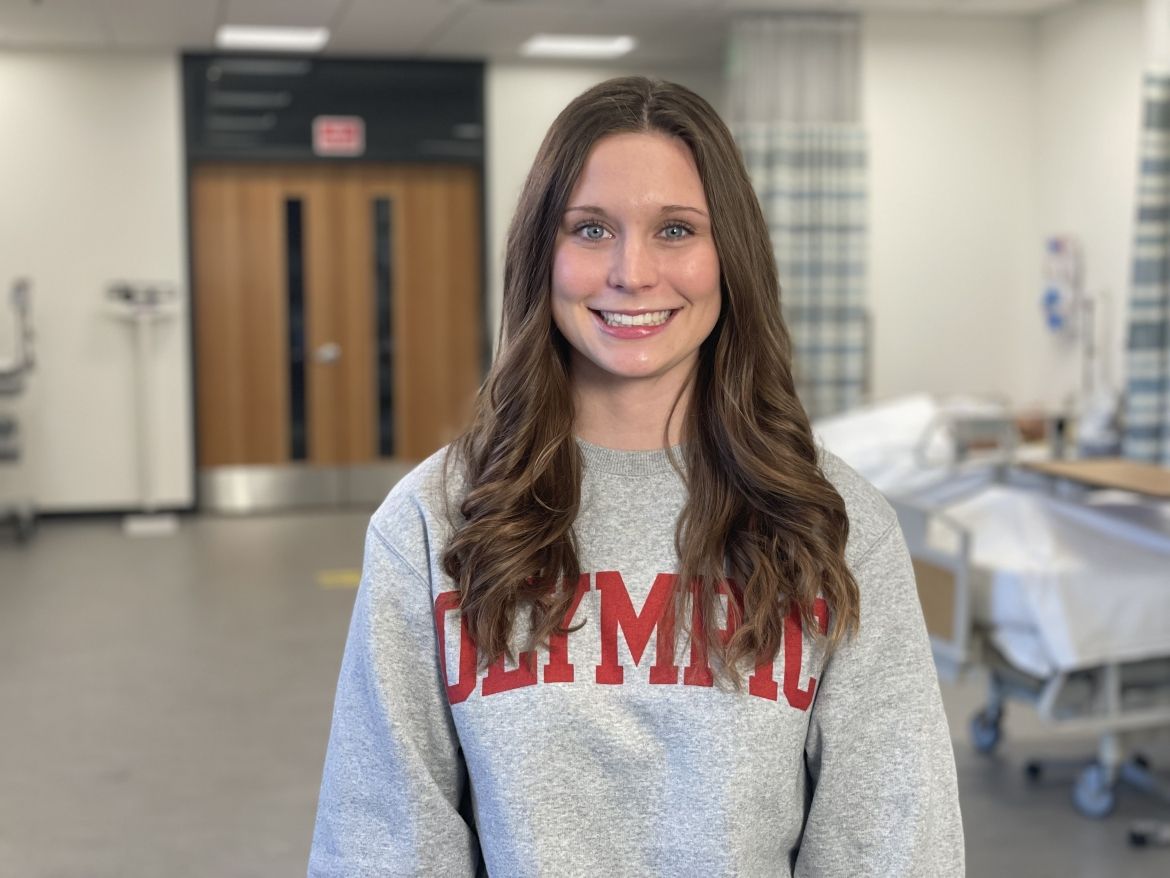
314, 342, 342, 364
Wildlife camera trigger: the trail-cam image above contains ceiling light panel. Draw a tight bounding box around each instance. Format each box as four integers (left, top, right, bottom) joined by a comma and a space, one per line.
215, 25, 330, 52
520, 34, 636, 59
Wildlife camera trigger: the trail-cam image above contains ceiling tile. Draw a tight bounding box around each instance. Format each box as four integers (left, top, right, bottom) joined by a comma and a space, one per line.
327, 0, 465, 56
723, 0, 1072, 14
0, 0, 107, 48
101, 0, 219, 49
225, 0, 347, 29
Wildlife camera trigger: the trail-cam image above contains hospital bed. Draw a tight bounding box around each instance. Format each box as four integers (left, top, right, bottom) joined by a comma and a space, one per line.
893, 488, 1170, 819
815, 395, 1170, 821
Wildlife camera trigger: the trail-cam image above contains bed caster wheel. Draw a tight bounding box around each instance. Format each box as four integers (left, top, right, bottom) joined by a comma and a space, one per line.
969, 708, 1002, 755
1130, 825, 1152, 847
1024, 761, 1043, 782
1129, 820, 1170, 847
1072, 763, 1116, 819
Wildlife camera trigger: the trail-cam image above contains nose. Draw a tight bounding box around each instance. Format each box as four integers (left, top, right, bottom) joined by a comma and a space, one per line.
607, 237, 658, 292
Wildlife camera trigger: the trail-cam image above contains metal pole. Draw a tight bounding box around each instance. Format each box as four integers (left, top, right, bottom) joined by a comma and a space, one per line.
134, 307, 155, 514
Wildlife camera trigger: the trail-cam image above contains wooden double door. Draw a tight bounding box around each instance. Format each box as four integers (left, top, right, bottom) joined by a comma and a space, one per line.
191, 163, 483, 472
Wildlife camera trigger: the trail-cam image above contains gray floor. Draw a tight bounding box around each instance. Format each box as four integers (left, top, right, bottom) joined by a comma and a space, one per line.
0, 513, 1167, 877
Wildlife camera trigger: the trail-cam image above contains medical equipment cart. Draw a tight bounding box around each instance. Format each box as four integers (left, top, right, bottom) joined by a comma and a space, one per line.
0, 278, 36, 542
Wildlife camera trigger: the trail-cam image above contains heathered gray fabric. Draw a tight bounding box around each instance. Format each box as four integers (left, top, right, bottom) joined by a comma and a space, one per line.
309, 439, 965, 877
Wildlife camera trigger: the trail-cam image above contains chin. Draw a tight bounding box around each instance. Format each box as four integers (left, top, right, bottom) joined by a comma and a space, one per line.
597, 361, 678, 382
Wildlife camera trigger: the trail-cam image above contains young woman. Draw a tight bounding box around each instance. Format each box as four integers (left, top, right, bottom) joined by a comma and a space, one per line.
309, 76, 964, 876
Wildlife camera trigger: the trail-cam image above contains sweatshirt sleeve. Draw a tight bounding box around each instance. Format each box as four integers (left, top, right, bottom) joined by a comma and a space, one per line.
308, 521, 481, 877
794, 520, 965, 877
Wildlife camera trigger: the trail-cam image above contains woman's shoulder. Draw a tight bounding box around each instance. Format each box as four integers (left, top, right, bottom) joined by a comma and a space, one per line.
815, 445, 899, 566
369, 443, 468, 553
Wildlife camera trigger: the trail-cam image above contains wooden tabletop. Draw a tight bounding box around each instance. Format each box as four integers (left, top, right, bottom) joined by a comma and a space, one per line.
1020, 458, 1170, 499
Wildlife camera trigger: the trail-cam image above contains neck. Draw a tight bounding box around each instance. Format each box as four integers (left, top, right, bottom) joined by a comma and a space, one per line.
570, 362, 694, 451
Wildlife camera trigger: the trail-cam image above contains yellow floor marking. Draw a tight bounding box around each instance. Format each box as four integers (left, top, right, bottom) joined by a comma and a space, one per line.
316, 569, 362, 590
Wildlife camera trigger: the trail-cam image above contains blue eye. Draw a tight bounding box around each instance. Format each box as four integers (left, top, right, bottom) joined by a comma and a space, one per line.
662, 224, 692, 239
579, 223, 607, 240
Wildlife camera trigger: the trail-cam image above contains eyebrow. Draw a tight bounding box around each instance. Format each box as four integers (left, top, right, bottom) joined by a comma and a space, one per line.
564, 204, 709, 218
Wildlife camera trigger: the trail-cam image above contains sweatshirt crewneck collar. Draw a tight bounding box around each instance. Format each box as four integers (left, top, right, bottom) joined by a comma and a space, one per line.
575, 436, 685, 477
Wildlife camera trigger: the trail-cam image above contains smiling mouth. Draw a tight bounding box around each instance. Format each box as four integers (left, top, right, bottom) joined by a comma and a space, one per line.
590, 309, 677, 328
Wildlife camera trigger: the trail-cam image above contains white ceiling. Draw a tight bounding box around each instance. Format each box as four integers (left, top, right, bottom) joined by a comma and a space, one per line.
0, 0, 1082, 66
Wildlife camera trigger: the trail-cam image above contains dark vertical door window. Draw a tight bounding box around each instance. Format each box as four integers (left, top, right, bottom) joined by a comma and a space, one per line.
374, 198, 395, 456
286, 198, 308, 461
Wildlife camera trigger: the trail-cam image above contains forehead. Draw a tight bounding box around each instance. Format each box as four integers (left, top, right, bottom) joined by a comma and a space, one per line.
568, 131, 708, 209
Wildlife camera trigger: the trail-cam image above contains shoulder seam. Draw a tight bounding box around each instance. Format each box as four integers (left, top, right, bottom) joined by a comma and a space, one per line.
851, 519, 900, 568
368, 520, 432, 587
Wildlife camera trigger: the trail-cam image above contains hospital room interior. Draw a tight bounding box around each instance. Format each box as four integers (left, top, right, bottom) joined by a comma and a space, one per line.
1, 0, 1169, 873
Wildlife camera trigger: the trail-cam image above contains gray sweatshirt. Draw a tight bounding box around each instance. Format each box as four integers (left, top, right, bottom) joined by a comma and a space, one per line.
309, 440, 965, 877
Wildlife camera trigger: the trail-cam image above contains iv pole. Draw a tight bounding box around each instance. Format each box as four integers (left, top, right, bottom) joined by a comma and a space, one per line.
106, 282, 179, 536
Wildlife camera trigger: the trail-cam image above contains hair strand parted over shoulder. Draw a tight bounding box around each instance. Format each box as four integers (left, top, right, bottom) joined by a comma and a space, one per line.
442, 76, 859, 685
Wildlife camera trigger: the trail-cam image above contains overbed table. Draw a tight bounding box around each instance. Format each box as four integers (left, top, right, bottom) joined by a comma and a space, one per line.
1019, 458, 1170, 500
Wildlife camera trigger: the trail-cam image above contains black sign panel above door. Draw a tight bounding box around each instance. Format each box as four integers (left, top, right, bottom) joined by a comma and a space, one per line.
183, 55, 484, 164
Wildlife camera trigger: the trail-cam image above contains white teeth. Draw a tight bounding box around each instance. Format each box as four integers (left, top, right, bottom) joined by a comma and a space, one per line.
599, 310, 672, 327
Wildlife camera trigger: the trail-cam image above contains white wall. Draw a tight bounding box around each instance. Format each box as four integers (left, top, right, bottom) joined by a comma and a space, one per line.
863, 1, 1144, 413
485, 63, 724, 347
1146, 0, 1170, 71
864, 14, 1039, 407
0, 52, 192, 512
1031, 0, 1142, 408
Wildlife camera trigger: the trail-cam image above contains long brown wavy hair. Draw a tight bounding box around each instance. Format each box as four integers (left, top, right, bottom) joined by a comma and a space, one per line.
442, 76, 859, 686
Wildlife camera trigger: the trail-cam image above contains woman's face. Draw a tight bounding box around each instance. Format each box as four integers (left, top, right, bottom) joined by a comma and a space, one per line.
551, 131, 721, 391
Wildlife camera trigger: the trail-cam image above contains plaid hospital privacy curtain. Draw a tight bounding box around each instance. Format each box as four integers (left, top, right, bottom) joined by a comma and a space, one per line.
736, 125, 868, 418
727, 14, 868, 419
1123, 73, 1170, 464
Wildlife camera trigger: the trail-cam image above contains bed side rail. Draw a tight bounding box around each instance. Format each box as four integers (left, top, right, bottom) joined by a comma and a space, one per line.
890, 497, 974, 680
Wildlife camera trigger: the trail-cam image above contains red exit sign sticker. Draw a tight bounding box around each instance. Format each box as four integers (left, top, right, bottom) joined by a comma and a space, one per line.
312, 116, 366, 157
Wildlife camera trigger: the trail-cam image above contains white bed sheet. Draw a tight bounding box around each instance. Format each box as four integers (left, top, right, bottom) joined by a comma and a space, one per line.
928, 486, 1170, 676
